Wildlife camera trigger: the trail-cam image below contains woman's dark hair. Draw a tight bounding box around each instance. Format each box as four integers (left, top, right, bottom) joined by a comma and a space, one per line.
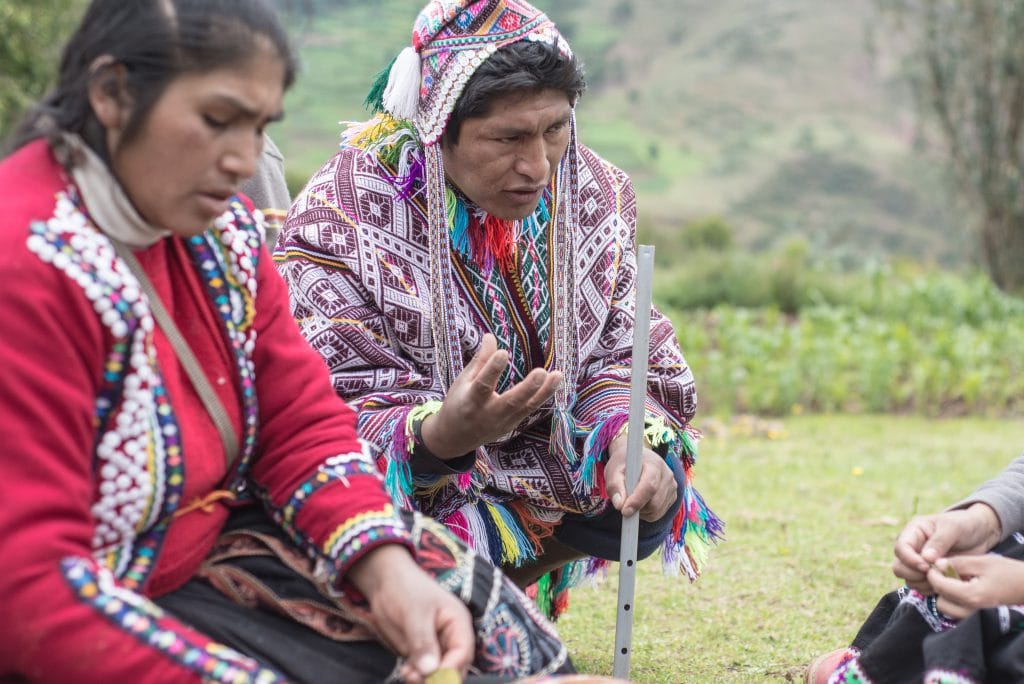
443, 40, 586, 146
3, 0, 297, 159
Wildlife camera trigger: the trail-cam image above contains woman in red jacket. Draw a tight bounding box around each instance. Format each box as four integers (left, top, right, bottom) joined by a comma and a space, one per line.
0, 1, 569, 682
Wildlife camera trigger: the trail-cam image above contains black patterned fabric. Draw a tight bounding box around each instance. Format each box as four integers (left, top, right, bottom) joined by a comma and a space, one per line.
157, 505, 574, 683
832, 532, 1024, 683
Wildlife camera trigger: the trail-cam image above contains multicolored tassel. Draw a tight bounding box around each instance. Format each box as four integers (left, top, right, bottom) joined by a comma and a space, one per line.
662, 427, 725, 580
385, 400, 444, 505
549, 407, 578, 468
481, 500, 537, 567
444, 187, 551, 274
444, 509, 471, 545
576, 412, 630, 494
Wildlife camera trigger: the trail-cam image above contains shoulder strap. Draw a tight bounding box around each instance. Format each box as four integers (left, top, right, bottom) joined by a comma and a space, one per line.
110, 238, 240, 470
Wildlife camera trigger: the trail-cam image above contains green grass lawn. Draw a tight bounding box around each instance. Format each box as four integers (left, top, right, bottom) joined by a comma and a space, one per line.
554, 414, 1024, 683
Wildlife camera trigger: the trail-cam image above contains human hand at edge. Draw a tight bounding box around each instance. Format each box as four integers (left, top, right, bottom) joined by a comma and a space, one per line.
893, 503, 1002, 594
420, 333, 563, 460
927, 553, 1024, 619
347, 545, 474, 683
604, 433, 676, 522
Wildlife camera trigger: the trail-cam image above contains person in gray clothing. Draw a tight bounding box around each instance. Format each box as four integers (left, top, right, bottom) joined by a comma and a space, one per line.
241, 133, 291, 248
806, 454, 1024, 683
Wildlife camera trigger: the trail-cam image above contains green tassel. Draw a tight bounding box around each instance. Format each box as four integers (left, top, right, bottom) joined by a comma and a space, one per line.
644, 415, 674, 450
534, 572, 553, 616
680, 425, 699, 460
364, 54, 398, 113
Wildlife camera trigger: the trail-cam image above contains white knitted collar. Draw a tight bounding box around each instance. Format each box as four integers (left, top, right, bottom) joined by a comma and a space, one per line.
64, 133, 171, 248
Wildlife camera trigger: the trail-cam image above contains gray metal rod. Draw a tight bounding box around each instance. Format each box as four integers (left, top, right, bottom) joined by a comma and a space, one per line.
612, 244, 655, 680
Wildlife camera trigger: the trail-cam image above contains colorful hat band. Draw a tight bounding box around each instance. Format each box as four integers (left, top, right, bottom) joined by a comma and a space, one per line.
420, 13, 553, 55
377, 0, 569, 145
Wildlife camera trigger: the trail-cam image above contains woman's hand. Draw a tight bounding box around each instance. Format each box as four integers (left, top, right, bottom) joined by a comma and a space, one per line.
347, 545, 474, 683
420, 334, 562, 460
927, 554, 1024, 619
604, 434, 676, 522
893, 503, 1002, 594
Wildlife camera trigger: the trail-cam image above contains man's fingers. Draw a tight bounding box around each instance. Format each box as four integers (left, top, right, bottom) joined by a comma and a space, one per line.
529, 369, 563, 404
463, 333, 499, 377
640, 475, 676, 522
621, 460, 662, 518
468, 349, 510, 397
497, 369, 562, 417
622, 453, 676, 519
621, 484, 653, 518
605, 461, 625, 511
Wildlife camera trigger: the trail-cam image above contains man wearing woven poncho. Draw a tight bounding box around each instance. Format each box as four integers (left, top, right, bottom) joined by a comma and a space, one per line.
276, 0, 723, 615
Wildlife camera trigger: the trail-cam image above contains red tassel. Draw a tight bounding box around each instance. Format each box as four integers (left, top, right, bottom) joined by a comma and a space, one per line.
552, 589, 571, 619
671, 501, 686, 541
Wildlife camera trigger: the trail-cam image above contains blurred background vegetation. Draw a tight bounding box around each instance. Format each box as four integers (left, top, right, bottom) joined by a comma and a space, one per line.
4, 0, 1023, 421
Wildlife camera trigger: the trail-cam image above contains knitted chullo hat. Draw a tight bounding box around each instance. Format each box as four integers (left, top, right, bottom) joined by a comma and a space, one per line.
368, 0, 581, 467
378, 0, 572, 144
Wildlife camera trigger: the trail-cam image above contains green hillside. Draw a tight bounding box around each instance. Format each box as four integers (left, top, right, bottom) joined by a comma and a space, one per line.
274, 0, 969, 266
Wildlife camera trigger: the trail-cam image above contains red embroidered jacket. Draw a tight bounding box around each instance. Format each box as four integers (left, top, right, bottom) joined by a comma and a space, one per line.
0, 141, 410, 682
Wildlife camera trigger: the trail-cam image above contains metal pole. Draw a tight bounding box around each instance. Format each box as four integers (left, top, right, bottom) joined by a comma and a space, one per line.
612, 244, 655, 680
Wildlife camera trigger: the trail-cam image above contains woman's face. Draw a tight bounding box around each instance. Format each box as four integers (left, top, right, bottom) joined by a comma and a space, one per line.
102, 44, 285, 236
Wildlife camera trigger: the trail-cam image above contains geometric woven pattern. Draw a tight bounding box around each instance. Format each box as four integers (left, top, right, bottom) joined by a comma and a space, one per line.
277, 141, 699, 562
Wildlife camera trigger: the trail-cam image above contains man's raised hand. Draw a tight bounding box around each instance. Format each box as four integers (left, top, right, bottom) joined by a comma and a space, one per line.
420, 334, 563, 460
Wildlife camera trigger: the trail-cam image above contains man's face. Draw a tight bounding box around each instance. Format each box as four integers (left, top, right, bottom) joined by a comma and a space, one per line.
442, 88, 572, 220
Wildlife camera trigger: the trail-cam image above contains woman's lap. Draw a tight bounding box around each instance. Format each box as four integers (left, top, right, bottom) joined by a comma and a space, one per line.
157, 504, 573, 683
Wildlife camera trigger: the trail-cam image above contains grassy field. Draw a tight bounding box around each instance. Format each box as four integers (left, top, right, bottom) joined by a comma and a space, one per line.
553, 414, 1024, 683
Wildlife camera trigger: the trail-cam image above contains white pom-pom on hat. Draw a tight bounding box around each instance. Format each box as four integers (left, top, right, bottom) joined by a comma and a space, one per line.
382, 46, 422, 122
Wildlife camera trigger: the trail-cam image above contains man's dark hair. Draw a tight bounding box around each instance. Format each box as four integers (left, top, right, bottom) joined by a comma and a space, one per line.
443, 40, 585, 146
3, 0, 297, 159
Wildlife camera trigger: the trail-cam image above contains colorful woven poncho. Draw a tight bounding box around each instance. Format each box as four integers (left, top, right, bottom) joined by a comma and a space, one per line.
276, 0, 723, 615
